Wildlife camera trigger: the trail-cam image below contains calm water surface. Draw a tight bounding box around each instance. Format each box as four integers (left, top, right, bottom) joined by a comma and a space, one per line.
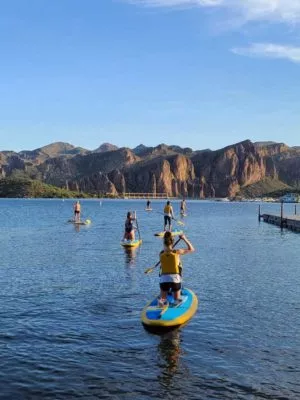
0, 199, 299, 399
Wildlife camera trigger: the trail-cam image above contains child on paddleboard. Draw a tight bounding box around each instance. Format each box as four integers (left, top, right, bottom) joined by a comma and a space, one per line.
163, 201, 174, 231
123, 211, 136, 241
158, 231, 194, 306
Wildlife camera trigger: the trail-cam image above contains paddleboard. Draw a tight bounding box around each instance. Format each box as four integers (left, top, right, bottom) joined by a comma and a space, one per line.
121, 239, 142, 248
154, 230, 183, 237
145, 208, 153, 211
141, 288, 198, 331
180, 212, 187, 217
68, 219, 91, 225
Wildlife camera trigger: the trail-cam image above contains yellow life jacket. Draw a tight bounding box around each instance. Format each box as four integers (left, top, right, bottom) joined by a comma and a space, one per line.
160, 251, 180, 275
164, 205, 172, 214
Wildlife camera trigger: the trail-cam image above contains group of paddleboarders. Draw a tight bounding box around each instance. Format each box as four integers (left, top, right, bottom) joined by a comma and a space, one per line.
122, 200, 193, 306
123, 199, 187, 239
72, 199, 194, 308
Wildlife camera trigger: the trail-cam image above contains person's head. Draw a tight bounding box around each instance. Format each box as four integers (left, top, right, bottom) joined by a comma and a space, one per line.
167, 201, 170, 205
127, 211, 132, 219
163, 231, 174, 248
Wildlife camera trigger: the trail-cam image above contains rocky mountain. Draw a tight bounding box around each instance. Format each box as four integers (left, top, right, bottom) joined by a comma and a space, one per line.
1, 139, 300, 198
93, 143, 119, 153
19, 142, 89, 162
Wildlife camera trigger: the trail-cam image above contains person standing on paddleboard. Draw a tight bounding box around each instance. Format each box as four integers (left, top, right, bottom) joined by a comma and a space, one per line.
123, 211, 136, 241
180, 199, 186, 215
164, 201, 174, 231
146, 200, 151, 210
74, 200, 81, 222
159, 232, 194, 306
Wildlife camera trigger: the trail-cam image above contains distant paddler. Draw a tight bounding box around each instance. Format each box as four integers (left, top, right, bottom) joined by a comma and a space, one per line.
158, 232, 194, 306
164, 200, 174, 232
123, 211, 137, 242
180, 199, 187, 215
146, 199, 151, 210
73, 200, 81, 222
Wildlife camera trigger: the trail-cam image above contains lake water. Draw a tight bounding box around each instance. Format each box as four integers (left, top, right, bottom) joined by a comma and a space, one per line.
0, 199, 299, 399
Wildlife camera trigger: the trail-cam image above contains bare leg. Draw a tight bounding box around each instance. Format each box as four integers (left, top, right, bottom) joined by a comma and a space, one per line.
158, 289, 168, 306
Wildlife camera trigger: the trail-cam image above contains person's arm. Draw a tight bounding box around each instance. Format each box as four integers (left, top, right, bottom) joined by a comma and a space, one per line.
177, 234, 195, 255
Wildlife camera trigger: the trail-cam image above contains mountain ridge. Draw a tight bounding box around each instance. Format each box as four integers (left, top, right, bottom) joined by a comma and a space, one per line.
1, 139, 299, 198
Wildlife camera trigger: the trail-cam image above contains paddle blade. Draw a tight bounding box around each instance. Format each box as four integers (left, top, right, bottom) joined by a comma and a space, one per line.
176, 220, 185, 226
144, 267, 154, 274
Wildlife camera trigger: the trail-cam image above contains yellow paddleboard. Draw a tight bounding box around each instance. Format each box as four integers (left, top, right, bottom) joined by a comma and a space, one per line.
154, 231, 183, 237
120, 239, 142, 248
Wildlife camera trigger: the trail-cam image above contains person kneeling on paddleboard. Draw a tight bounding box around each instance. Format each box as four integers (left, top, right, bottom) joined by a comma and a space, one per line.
159, 232, 194, 306
123, 211, 136, 241
164, 201, 174, 231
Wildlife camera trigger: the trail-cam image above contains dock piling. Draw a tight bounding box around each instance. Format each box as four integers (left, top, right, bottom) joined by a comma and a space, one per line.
280, 201, 284, 229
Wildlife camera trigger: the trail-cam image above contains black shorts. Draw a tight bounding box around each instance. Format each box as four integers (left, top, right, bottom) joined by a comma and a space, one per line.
164, 216, 171, 225
160, 282, 181, 292
74, 210, 80, 215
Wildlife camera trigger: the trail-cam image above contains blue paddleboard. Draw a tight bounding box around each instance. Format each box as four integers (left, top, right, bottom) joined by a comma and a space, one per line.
141, 287, 198, 331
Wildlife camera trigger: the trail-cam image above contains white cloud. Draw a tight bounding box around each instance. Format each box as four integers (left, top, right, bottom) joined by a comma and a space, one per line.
232, 43, 300, 63
128, 0, 300, 24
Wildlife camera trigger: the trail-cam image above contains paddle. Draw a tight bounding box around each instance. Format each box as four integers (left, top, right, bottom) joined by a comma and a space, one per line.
144, 237, 181, 274
135, 211, 142, 241
155, 211, 185, 226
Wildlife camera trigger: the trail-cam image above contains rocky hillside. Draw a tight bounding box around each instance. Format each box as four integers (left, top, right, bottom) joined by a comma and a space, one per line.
1, 140, 300, 198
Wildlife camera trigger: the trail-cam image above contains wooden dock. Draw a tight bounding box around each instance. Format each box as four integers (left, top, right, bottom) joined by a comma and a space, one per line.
258, 203, 300, 232
261, 214, 300, 232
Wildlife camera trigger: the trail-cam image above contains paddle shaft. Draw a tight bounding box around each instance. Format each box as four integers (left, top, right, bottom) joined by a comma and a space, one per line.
145, 237, 181, 274
155, 210, 184, 225
135, 211, 141, 241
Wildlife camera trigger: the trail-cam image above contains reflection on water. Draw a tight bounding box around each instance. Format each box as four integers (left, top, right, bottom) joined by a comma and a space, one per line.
123, 247, 139, 267
158, 330, 182, 376
74, 224, 81, 232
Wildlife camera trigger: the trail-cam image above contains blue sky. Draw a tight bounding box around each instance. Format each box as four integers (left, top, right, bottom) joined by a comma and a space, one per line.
0, 0, 300, 151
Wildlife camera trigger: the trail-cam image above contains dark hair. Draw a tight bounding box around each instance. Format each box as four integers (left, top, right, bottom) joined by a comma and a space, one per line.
167, 201, 170, 205
127, 212, 131, 219
164, 231, 173, 247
